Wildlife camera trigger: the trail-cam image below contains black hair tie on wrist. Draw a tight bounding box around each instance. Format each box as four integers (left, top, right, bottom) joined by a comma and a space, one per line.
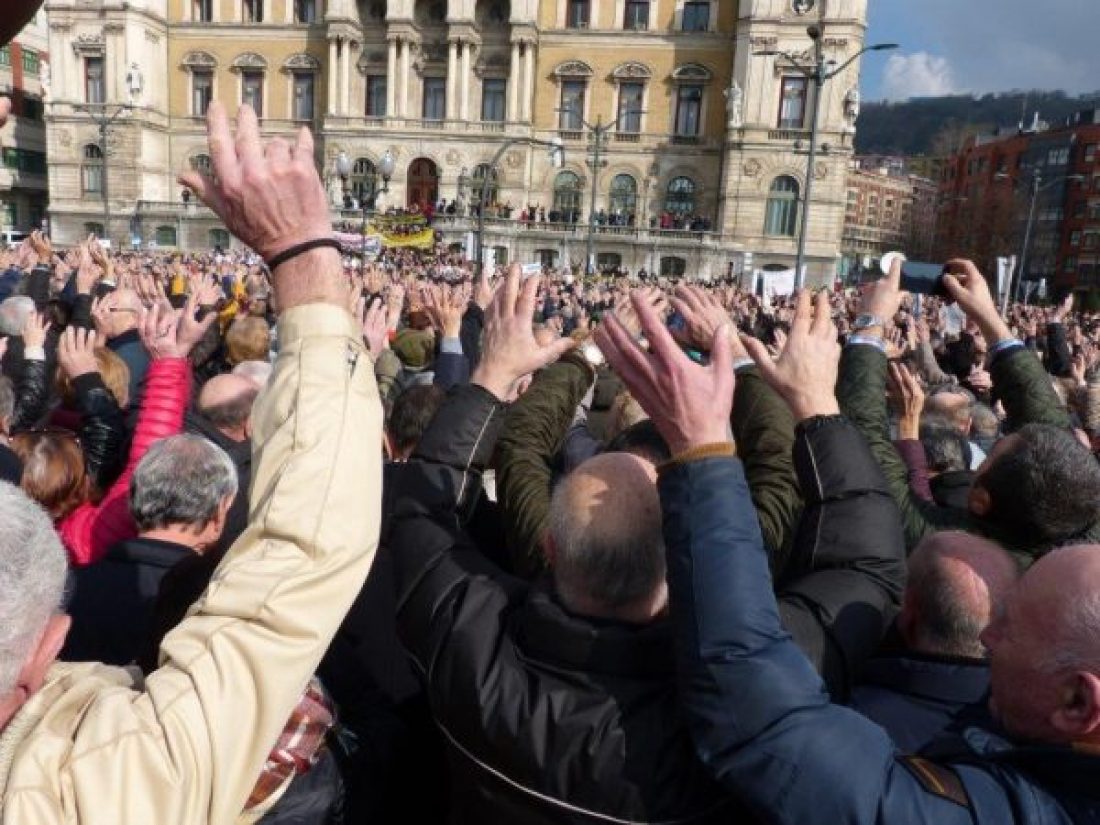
264, 237, 344, 272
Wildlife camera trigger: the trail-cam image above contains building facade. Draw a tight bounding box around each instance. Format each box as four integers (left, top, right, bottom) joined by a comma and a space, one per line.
44, 0, 868, 282
935, 109, 1100, 296
0, 11, 49, 238
841, 157, 936, 280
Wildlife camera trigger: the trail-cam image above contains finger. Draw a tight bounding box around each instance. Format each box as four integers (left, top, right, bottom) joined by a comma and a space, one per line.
538, 336, 577, 369
740, 334, 779, 383
235, 104, 264, 169
292, 124, 315, 165
265, 137, 292, 165
810, 290, 833, 339
887, 256, 902, 290
790, 289, 813, 337
501, 263, 521, 318
674, 284, 705, 315
596, 315, 656, 389
710, 323, 734, 384
941, 273, 964, 304
205, 101, 240, 190
631, 290, 682, 364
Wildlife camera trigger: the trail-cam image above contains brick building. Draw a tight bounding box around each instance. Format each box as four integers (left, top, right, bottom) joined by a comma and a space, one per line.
0, 11, 49, 237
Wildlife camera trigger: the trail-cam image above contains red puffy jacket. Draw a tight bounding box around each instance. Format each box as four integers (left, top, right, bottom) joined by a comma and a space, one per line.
60, 357, 192, 566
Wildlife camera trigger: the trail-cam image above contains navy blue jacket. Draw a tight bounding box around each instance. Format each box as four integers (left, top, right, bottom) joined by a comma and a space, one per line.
661, 418, 1100, 824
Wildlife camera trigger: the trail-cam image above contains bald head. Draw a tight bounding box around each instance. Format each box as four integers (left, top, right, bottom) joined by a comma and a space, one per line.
548, 453, 666, 623
1019, 545, 1100, 673
101, 289, 143, 338
901, 531, 1019, 659
198, 374, 259, 441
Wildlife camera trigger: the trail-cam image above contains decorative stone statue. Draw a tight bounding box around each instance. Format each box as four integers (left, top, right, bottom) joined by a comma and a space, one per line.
844, 87, 861, 131
38, 61, 50, 99
328, 175, 344, 207
126, 63, 143, 105
724, 79, 744, 130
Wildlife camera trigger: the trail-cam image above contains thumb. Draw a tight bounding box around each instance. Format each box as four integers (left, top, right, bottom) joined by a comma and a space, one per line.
710, 323, 733, 377
540, 335, 577, 368
740, 333, 780, 384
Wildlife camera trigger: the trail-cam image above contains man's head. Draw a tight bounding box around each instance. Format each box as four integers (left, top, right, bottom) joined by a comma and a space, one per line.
926, 387, 975, 437
970, 402, 1000, 445
0, 376, 13, 435
0, 482, 70, 729
0, 296, 34, 338
982, 545, 1100, 745
386, 384, 445, 461
99, 289, 143, 339
225, 317, 271, 366
130, 435, 238, 550
919, 420, 971, 477
546, 453, 667, 624
898, 531, 1019, 659
198, 374, 259, 442
970, 424, 1100, 548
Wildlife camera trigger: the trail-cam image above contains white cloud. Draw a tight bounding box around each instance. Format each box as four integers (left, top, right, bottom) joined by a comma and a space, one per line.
880, 52, 960, 101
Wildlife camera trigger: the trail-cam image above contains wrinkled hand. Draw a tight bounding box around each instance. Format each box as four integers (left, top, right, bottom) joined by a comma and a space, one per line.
1053, 293, 1075, 324
942, 259, 1012, 344
888, 362, 925, 441
29, 230, 51, 265
669, 285, 738, 354
57, 326, 100, 379
189, 272, 224, 307
74, 239, 101, 294
22, 312, 51, 350
614, 287, 668, 340
967, 365, 993, 393
356, 296, 389, 357
385, 284, 406, 332
472, 264, 576, 402
424, 283, 470, 338
741, 290, 841, 422
859, 257, 904, 334
139, 293, 216, 360
594, 289, 733, 456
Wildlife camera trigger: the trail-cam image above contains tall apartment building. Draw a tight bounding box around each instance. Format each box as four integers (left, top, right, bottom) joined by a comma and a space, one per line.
0, 11, 50, 238
936, 109, 1100, 295
44, 0, 869, 282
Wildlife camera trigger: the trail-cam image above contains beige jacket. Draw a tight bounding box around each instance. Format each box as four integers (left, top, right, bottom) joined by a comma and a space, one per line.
0, 304, 382, 825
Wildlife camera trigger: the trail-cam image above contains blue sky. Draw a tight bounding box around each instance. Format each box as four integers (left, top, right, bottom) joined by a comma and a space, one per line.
862, 0, 1100, 101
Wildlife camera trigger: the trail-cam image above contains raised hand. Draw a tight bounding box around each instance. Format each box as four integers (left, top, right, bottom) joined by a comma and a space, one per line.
472, 263, 576, 402
888, 362, 925, 441
22, 312, 51, 350
385, 283, 406, 332
424, 283, 470, 339
356, 296, 389, 357
189, 272, 224, 307
594, 289, 733, 456
942, 259, 1012, 345
57, 326, 100, 379
139, 293, 217, 360
741, 290, 841, 422
858, 256, 904, 336
29, 230, 51, 265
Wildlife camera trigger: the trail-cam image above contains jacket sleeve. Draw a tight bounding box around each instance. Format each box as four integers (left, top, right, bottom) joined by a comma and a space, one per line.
9, 356, 51, 432
460, 302, 484, 371
68, 289, 96, 331
433, 350, 471, 391
22, 305, 384, 825
60, 356, 192, 566
731, 365, 801, 576
72, 372, 127, 491
990, 345, 1072, 432
893, 439, 934, 503
24, 263, 52, 310
660, 455, 978, 825
373, 348, 402, 407
495, 352, 594, 578
777, 416, 906, 701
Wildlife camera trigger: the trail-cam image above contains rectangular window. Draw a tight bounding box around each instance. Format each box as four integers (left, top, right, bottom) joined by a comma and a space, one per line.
624, 0, 649, 29
192, 70, 214, 116
566, 0, 590, 28
242, 71, 263, 116
366, 75, 387, 117
1072, 231, 1082, 247
618, 82, 644, 133
779, 76, 808, 129
0, 46, 10, 68
675, 84, 703, 136
1086, 144, 1097, 163
3, 202, 16, 229
292, 72, 314, 120
83, 162, 104, 194
481, 78, 506, 122
559, 80, 586, 130
85, 57, 105, 104
681, 1, 710, 31
243, 0, 264, 22
422, 77, 445, 120
295, 0, 317, 22
193, 0, 213, 22
21, 49, 39, 75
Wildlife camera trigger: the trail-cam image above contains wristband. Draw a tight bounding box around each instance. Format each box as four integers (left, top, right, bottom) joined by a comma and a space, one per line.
731, 356, 756, 373
264, 238, 343, 271
847, 334, 887, 354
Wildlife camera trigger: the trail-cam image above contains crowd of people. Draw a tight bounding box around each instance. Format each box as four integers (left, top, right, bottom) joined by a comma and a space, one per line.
4, 50, 1100, 824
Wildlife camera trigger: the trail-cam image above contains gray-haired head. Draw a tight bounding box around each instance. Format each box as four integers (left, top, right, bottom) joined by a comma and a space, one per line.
0, 481, 68, 693
0, 296, 35, 337
130, 435, 238, 532
0, 375, 14, 429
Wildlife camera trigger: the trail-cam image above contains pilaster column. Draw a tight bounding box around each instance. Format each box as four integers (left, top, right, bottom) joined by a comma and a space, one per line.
345, 41, 358, 116
327, 37, 338, 115
386, 37, 397, 116
446, 39, 458, 120
399, 40, 412, 117
522, 41, 536, 122
459, 42, 471, 121
507, 40, 520, 121
339, 41, 350, 115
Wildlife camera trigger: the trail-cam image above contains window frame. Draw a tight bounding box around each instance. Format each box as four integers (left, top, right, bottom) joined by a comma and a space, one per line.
192, 69, 214, 117
778, 76, 808, 129
85, 56, 105, 104
764, 175, 801, 237
617, 82, 644, 133
665, 176, 696, 216
366, 74, 387, 117
422, 76, 446, 121
559, 80, 587, 130
291, 71, 315, 121
624, 0, 650, 30
242, 70, 264, 117
566, 0, 591, 28
295, 0, 318, 23
193, 0, 213, 22
481, 78, 507, 123
82, 144, 105, 195
674, 84, 703, 137
681, 1, 711, 32
609, 174, 638, 216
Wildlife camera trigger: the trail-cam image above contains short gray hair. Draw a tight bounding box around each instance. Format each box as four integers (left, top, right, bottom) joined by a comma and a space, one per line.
0, 375, 14, 424
0, 297, 34, 337
130, 435, 238, 531
0, 482, 68, 693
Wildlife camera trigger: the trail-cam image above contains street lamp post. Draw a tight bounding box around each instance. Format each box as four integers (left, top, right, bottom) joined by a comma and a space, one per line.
75, 102, 134, 246
361, 150, 396, 253
756, 29, 896, 289
476, 136, 564, 271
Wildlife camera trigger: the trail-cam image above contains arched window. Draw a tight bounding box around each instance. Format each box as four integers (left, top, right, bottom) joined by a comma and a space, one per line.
209, 228, 231, 249
190, 154, 213, 176
661, 256, 687, 277
765, 175, 800, 237
553, 171, 582, 222
155, 226, 178, 247
472, 163, 499, 207
609, 174, 637, 216
82, 144, 104, 194
665, 176, 696, 216
351, 157, 377, 204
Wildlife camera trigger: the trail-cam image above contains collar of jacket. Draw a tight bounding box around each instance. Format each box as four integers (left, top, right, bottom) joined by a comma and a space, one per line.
104, 537, 195, 568
859, 652, 990, 707
107, 328, 142, 350
186, 411, 252, 466
516, 586, 675, 680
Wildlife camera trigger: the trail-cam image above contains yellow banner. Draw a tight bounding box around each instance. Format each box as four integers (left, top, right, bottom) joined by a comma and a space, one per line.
377, 227, 436, 249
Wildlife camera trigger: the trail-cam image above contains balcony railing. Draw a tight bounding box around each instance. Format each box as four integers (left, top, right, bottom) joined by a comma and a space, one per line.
614, 132, 641, 143
431, 214, 723, 244
558, 129, 584, 141
670, 134, 701, 146
768, 129, 810, 142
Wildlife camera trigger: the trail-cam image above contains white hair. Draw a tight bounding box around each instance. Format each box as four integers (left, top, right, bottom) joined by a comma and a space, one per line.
0, 482, 68, 694
0, 296, 35, 337
232, 359, 273, 389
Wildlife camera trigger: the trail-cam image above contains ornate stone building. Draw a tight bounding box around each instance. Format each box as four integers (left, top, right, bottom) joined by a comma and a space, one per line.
44, 0, 868, 283
1, 10, 50, 237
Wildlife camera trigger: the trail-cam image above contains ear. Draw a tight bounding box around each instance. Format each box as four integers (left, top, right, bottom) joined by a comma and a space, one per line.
1051, 672, 1100, 738
18, 614, 71, 697
243, 415, 253, 441
969, 484, 992, 518
541, 530, 556, 569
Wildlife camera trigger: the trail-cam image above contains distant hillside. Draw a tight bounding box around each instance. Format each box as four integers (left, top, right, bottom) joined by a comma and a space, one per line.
854, 91, 1100, 157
